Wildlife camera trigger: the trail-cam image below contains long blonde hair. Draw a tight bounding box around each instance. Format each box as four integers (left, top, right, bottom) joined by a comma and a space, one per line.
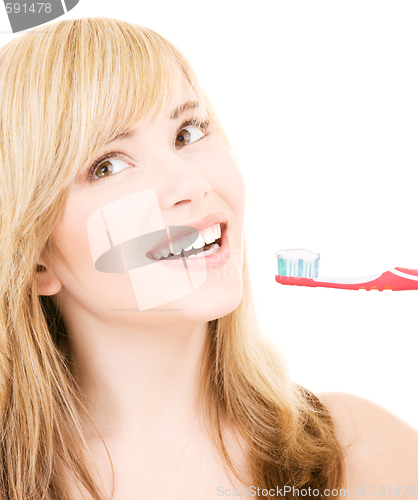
0, 18, 349, 499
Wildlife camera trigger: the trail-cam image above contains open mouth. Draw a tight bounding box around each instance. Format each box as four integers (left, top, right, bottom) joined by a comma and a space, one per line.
147, 223, 225, 261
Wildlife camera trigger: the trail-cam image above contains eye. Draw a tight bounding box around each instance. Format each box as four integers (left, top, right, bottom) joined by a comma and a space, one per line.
175, 125, 205, 148
90, 157, 131, 181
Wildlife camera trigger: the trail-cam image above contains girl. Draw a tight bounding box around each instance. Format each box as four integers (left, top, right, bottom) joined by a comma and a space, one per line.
0, 17, 416, 500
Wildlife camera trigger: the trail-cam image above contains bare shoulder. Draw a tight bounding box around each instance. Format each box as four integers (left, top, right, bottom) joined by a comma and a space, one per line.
316, 392, 418, 496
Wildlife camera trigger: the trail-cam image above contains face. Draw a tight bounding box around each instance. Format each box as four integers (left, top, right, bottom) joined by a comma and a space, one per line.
43, 80, 247, 331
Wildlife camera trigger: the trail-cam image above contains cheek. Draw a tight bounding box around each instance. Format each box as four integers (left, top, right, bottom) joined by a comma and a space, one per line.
51, 200, 127, 309
209, 152, 247, 214
53, 201, 91, 272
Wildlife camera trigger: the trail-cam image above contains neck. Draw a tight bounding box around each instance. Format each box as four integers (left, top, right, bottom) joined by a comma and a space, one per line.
60, 302, 211, 445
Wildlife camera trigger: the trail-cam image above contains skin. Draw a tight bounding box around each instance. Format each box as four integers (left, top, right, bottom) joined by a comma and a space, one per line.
35, 80, 418, 498
318, 392, 418, 498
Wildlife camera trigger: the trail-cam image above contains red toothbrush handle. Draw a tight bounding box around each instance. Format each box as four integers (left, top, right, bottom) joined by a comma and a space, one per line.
275, 268, 418, 291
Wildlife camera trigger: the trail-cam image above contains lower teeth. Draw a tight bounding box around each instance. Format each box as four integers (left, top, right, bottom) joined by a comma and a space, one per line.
187, 243, 220, 259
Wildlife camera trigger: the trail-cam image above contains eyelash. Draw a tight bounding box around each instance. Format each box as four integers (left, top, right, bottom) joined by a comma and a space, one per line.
87, 118, 211, 182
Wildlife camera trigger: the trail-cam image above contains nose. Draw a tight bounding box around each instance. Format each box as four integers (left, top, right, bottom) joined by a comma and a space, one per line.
151, 150, 212, 210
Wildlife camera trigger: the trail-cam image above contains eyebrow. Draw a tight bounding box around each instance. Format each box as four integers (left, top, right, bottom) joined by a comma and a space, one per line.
106, 101, 200, 144
169, 100, 199, 119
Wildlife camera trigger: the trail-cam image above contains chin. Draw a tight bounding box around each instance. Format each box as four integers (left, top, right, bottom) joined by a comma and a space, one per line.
167, 273, 243, 323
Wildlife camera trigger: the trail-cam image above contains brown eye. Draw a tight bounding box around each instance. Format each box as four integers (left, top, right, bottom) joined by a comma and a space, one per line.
96, 160, 114, 178
175, 128, 191, 147
174, 125, 206, 149
91, 158, 131, 181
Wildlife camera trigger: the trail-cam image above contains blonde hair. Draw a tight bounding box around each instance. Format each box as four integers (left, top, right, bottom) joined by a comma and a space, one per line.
0, 17, 349, 499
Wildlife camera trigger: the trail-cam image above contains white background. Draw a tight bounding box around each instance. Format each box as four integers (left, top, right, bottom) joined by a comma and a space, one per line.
1, 2, 417, 428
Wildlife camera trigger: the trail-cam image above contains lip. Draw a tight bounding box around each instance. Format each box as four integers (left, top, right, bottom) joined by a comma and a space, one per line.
148, 212, 227, 255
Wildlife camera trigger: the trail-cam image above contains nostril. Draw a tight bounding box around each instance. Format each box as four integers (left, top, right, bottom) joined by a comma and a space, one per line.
174, 199, 192, 207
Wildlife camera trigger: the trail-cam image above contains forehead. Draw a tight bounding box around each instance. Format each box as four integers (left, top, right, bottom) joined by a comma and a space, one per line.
110, 82, 205, 141
148, 78, 202, 123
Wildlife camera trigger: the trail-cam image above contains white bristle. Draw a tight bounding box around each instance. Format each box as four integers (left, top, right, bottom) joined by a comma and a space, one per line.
274, 248, 320, 278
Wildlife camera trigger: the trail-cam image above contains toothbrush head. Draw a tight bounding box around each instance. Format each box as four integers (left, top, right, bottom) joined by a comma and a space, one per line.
274, 248, 320, 278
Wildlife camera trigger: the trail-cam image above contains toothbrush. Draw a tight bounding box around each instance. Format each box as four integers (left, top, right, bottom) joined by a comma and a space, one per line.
274, 249, 418, 291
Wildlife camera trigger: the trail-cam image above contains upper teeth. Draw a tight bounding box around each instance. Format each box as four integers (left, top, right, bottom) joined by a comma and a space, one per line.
150, 223, 222, 260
